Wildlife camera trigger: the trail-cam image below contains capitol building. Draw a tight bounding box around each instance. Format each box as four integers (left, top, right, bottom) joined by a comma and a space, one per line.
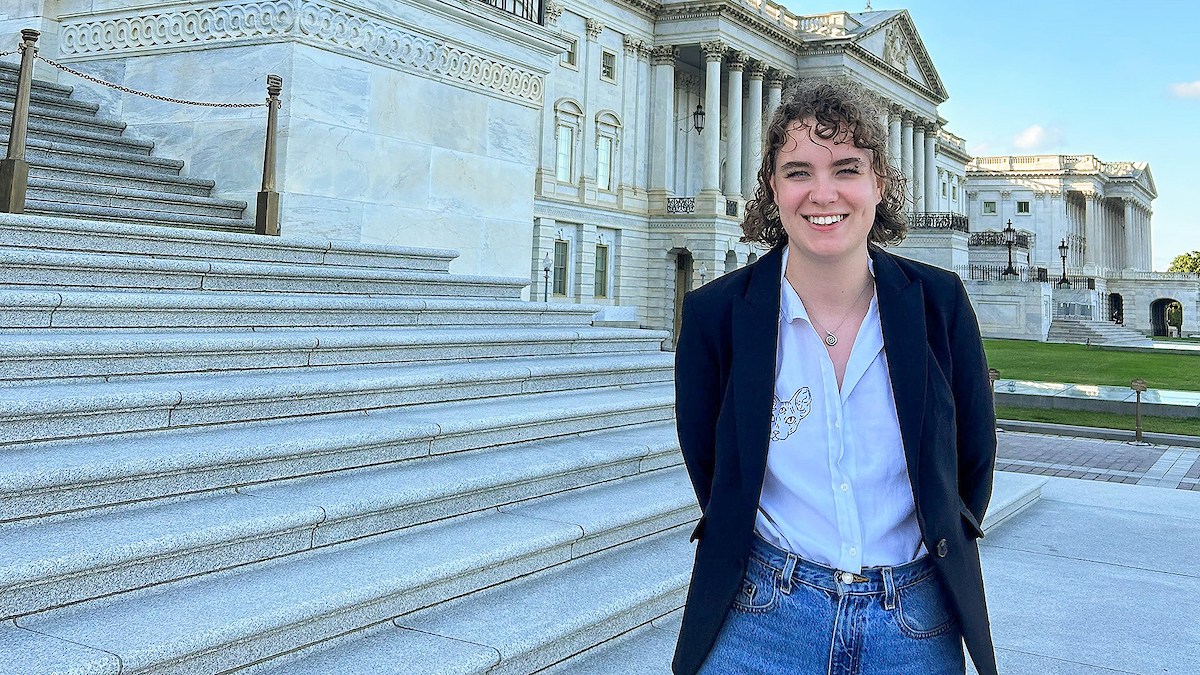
4, 0, 1195, 340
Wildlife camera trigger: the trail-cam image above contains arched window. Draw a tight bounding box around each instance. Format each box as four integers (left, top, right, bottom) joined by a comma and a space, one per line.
554, 99, 583, 184
724, 250, 738, 274
595, 111, 622, 192
747, 252, 759, 265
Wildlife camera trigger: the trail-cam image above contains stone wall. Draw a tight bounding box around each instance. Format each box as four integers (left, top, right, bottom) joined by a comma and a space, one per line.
966, 280, 1052, 341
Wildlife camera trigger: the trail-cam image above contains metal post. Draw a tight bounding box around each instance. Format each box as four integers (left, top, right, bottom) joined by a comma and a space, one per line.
988, 368, 1002, 433
255, 74, 283, 236
0, 29, 39, 214
1131, 378, 1148, 445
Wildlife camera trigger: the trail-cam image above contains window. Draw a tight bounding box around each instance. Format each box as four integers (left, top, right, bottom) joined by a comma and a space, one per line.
597, 136, 613, 191
1016, 200, 1031, 214
594, 244, 609, 298
601, 50, 616, 82
562, 39, 577, 67
941, 181, 947, 197
952, 184, 958, 200
553, 240, 569, 295
556, 125, 573, 183
982, 201, 997, 215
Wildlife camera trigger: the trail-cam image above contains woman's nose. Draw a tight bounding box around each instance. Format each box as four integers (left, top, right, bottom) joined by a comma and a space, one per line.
808, 174, 837, 204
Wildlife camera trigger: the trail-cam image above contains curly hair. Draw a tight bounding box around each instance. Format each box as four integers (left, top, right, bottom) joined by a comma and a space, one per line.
741, 78, 908, 249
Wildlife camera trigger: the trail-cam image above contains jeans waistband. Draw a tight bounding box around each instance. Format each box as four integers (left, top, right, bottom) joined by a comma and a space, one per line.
748, 532, 936, 595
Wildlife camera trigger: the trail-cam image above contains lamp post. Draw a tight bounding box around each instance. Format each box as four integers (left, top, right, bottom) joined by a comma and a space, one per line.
541, 253, 552, 303
1058, 238, 1071, 288
1002, 219, 1017, 277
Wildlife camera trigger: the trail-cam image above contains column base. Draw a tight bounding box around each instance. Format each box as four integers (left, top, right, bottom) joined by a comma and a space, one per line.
648, 189, 671, 215
694, 190, 726, 218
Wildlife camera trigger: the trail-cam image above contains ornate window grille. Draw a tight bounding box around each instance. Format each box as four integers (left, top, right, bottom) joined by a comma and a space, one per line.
666, 197, 695, 214
909, 212, 969, 233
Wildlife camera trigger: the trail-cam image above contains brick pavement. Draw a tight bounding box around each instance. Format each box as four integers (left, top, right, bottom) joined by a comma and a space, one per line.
996, 430, 1200, 490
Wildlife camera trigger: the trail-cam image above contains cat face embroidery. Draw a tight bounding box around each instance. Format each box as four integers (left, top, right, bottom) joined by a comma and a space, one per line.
771, 387, 812, 441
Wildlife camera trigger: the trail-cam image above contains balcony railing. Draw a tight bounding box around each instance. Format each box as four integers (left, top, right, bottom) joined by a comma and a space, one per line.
667, 197, 696, 214
909, 212, 969, 233
480, 0, 543, 24
968, 230, 1030, 249
956, 264, 1049, 283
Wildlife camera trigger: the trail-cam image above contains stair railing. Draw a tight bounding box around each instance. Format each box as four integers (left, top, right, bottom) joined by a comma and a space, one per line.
0, 29, 284, 236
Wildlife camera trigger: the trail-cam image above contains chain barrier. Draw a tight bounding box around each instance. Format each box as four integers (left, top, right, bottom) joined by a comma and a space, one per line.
32, 52, 268, 108
0, 49, 19, 58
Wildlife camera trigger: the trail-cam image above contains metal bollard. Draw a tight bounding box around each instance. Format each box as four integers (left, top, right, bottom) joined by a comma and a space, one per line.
988, 368, 1002, 433
0, 29, 39, 214
255, 73, 283, 236
1130, 378, 1148, 445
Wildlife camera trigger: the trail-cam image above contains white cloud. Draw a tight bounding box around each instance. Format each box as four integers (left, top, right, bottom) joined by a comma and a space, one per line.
1169, 81, 1200, 98
1012, 125, 1063, 152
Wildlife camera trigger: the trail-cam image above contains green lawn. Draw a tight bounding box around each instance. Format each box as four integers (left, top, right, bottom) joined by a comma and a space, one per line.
996, 405, 1200, 437
982, 339, 1200, 391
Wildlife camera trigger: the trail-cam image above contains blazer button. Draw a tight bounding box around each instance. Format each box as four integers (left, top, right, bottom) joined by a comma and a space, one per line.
935, 539, 949, 557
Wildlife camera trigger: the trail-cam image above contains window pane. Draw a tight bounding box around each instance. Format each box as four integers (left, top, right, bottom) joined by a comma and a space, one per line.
1017, 201, 1030, 214
562, 41, 576, 66
597, 137, 612, 191
556, 126, 572, 183
601, 52, 615, 80
983, 201, 996, 214
594, 245, 608, 298
553, 240, 568, 295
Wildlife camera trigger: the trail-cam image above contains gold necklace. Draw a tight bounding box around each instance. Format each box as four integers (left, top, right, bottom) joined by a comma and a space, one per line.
802, 279, 874, 347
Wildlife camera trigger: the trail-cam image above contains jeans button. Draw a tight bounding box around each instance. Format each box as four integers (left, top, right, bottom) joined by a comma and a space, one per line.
935, 539, 949, 557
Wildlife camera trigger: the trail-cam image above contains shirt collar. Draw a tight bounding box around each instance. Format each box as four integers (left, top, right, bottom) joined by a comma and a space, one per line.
779, 245, 876, 325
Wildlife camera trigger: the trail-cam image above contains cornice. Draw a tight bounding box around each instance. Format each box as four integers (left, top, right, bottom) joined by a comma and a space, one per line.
654, 2, 807, 56
846, 43, 943, 104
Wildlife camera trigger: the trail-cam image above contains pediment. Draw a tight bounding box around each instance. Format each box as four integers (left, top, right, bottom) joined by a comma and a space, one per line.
849, 10, 946, 100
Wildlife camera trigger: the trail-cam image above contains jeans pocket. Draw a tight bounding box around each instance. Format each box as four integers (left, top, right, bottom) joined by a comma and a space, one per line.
892, 573, 957, 639
730, 556, 780, 614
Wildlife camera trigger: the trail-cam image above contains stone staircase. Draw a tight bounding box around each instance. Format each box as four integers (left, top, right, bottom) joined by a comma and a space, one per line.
1046, 315, 1155, 347
0, 213, 694, 674
0, 59, 255, 233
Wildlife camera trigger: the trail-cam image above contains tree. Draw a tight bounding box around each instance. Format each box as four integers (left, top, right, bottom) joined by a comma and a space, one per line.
1167, 301, 1183, 330
1167, 251, 1200, 274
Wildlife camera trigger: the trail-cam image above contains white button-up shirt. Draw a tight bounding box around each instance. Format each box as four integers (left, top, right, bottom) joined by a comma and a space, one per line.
754, 247, 925, 573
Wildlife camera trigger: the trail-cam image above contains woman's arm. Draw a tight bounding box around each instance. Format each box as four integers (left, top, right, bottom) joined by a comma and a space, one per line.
949, 277, 997, 523
674, 292, 723, 512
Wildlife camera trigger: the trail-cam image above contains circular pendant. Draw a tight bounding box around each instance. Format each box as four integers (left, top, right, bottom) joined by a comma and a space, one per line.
824, 333, 838, 346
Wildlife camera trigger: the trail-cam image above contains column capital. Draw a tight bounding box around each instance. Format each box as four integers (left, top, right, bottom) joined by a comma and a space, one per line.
925, 121, 941, 134
889, 103, 904, 117
765, 68, 786, 88
650, 45, 678, 65
747, 60, 767, 79
622, 35, 639, 56
901, 111, 915, 124
585, 18, 604, 41
727, 51, 747, 71
701, 40, 727, 62
543, 0, 564, 26
636, 41, 652, 61
999, 190, 1012, 199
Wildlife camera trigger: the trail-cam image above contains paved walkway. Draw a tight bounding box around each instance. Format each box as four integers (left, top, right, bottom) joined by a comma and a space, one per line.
997, 430, 1200, 491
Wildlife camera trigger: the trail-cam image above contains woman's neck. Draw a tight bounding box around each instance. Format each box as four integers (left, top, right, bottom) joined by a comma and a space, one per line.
783, 243, 874, 311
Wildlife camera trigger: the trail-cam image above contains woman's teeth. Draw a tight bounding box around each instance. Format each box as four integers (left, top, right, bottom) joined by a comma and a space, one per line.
807, 215, 846, 225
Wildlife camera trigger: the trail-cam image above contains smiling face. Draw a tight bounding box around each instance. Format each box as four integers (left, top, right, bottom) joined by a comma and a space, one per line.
767, 119, 884, 265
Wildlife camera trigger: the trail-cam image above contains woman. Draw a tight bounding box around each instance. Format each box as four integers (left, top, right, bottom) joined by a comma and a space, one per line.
671, 80, 998, 675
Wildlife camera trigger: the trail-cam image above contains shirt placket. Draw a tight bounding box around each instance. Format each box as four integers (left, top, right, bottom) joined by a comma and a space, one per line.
819, 343, 864, 575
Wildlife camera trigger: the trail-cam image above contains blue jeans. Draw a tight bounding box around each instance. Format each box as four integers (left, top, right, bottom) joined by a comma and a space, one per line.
697, 534, 965, 675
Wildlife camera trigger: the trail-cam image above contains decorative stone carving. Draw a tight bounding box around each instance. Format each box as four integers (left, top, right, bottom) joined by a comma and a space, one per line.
883, 26, 909, 71
999, 190, 1012, 198
543, 0, 564, 26
764, 68, 786, 88
747, 61, 766, 79
56, 0, 545, 106
636, 41, 651, 60
674, 71, 696, 89
650, 45, 678, 65
585, 18, 604, 41
701, 40, 726, 62
726, 51, 746, 71
966, 190, 978, 199
622, 35, 638, 56
1034, 192, 1046, 200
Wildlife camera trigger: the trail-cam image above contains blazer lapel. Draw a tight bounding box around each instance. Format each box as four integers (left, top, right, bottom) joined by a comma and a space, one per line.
731, 245, 784, 494
870, 246, 928, 491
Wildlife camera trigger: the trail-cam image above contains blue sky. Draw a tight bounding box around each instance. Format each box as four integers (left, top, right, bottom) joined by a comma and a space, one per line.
781, 0, 1199, 270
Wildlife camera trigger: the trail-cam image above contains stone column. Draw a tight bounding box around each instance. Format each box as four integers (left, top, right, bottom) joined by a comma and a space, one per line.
901, 114, 914, 209
745, 62, 765, 200
912, 123, 925, 213
766, 71, 783, 119
701, 40, 724, 195
1083, 193, 1098, 269
724, 51, 744, 200
924, 124, 938, 212
635, 42, 651, 194
581, 19, 604, 200
1144, 207, 1153, 270
648, 45, 678, 211
888, 106, 902, 172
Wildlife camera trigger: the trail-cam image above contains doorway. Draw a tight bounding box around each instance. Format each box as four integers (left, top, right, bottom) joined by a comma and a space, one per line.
1108, 293, 1123, 325
673, 250, 693, 348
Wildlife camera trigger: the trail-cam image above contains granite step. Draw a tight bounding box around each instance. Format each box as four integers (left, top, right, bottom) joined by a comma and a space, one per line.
0, 289, 600, 330
536, 610, 682, 675
0, 352, 675, 445
0, 247, 526, 299
0, 77, 101, 116
28, 159, 215, 197
23, 135, 185, 175
24, 198, 254, 232
2, 116, 154, 156
0, 326, 667, 382
0, 97, 127, 137
0, 423, 687, 618
8, 489, 693, 675
0, 213, 458, 271
0, 381, 676, 520
0, 59, 77, 98
25, 178, 246, 219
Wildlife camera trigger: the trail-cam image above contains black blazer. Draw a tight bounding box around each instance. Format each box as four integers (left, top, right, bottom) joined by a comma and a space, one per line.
671, 243, 998, 675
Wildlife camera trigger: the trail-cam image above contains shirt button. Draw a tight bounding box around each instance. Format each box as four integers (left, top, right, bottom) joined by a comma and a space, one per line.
834, 420, 841, 428
849, 548, 857, 556
841, 572, 854, 584
840, 483, 849, 492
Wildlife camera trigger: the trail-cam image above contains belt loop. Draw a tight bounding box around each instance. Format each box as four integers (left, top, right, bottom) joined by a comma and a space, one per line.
780, 553, 798, 594
882, 566, 896, 610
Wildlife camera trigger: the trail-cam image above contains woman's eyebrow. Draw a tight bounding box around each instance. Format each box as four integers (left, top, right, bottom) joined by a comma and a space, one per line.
779, 158, 862, 170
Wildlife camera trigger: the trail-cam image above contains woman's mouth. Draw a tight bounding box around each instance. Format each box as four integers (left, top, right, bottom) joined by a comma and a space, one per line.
804, 214, 847, 226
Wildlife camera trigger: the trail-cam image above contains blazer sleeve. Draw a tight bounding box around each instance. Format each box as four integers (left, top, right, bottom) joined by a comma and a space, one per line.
949, 276, 997, 523
674, 292, 721, 512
